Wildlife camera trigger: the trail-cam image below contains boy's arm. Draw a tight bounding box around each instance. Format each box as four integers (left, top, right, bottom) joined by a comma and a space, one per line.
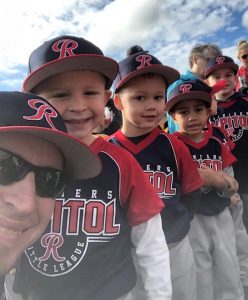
131, 213, 171, 300
199, 165, 238, 198
181, 188, 202, 215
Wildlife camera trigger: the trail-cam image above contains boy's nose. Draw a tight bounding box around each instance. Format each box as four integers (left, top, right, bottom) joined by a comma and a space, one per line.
69, 95, 87, 112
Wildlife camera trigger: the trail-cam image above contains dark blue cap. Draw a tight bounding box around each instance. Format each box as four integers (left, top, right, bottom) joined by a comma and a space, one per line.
113, 46, 179, 92
166, 79, 213, 112
0, 91, 101, 179
205, 55, 239, 77
23, 35, 119, 92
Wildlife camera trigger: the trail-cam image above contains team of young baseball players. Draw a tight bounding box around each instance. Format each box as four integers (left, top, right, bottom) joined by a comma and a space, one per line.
3, 35, 248, 300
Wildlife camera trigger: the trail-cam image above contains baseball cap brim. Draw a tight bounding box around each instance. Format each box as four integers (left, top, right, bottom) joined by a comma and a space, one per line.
0, 127, 101, 180
23, 55, 119, 92
205, 62, 239, 77
115, 65, 180, 91
166, 91, 212, 112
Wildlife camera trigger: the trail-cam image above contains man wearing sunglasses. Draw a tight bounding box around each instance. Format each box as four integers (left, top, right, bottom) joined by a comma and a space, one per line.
0, 91, 100, 299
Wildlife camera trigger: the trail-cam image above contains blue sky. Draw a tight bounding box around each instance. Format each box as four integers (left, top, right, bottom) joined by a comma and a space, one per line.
0, 0, 247, 91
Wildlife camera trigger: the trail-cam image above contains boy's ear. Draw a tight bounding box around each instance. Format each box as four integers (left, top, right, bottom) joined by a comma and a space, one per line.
170, 112, 177, 122
104, 90, 112, 104
113, 93, 124, 111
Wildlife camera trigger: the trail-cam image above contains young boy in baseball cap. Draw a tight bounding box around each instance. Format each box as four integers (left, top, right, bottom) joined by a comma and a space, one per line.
0, 91, 100, 298
11, 35, 171, 300
109, 46, 203, 300
205, 55, 248, 297
166, 79, 243, 300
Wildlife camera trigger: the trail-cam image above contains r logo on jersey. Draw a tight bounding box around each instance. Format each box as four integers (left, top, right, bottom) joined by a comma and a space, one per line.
25, 196, 120, 276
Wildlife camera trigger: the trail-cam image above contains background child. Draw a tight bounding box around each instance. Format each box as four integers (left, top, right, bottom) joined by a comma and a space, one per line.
205, 55, 248, 297
167, 43, 222, 133
10, 35, 172, 300
166, 79, 243, 300
109, 46, 203, 300
236, 40, 248, 91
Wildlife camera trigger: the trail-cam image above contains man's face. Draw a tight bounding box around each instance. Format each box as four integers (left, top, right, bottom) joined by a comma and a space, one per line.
193, 50, 220, 80
0, 133, 64, 275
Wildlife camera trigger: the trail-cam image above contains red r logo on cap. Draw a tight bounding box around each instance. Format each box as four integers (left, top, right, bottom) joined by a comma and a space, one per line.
52, 39, 78, 59
136, 54, 152, 69
23, 99, 58, 129
215, 56, 225, 64
179, 84, 192, 93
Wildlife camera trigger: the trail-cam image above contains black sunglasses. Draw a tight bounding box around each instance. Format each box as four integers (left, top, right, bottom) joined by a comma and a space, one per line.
241, 54, 248, 60
0, 148, 68, 198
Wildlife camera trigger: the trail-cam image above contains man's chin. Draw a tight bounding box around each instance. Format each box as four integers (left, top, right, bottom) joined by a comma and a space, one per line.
0, 253, 16, 277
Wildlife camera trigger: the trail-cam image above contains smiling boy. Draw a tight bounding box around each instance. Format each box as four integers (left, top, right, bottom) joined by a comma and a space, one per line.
167, 79, 243, 300
11, 36, 171, 300
109, 46, 203, 300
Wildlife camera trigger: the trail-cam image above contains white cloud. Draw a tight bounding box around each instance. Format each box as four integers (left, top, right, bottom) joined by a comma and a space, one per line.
0, 0, 247, 90
242, 9, 248, 28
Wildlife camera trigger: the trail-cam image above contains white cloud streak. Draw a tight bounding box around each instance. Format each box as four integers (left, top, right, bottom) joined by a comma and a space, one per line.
0, 0, 247, 89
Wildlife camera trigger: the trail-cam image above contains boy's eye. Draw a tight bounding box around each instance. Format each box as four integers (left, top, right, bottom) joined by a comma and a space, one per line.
135, 95, 145, 101
155, 95, 164, 101
179, 110, 188, 115
85, 90, 98, 96
52, 92, 69, 98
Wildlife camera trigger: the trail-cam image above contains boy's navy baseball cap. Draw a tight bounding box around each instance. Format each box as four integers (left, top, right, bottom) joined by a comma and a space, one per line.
205, 55, 239, 77
113, 45, 180, 92
0, 91, 101, 179
22, 35, 119, 92
166, 79, 226, 112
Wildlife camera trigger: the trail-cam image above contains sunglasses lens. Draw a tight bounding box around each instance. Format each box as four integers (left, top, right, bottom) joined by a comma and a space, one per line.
0, 148, 67, 198
0, 150, 27, 185
35, 169, 67, 198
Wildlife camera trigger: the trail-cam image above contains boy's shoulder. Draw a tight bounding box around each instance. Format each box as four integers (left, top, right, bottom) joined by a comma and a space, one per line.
92, 136, 142, 164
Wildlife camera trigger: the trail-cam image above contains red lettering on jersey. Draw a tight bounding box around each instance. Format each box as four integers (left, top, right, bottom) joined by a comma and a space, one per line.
196, 159, 222, 171
219, 117, 228, 128
154, 172, 166, 193
84, 201, 104, 234
145, 171, 176, 196
239, 115, 248, 128
52, 200, 63, 233
164, 172, 176, 195
211, 160, 222, 171
105, 200, 120, 234
64, 200, 85, 234
51, 198, 120, 236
